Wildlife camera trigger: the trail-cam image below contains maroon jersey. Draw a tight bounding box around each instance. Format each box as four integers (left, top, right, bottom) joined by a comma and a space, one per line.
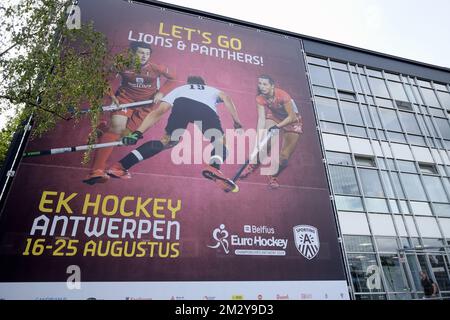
115, 62, 175, 104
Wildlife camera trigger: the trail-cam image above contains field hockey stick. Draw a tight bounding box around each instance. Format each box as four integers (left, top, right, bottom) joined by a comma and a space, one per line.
232, 131, 274, 181
67, 99, 154, 118
23, 141, 123, 158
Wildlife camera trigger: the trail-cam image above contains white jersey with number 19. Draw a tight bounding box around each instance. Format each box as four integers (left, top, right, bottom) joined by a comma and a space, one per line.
161, 84, 222, 113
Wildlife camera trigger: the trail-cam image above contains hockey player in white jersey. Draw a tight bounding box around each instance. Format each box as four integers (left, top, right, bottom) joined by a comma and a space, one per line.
107, 76, 243, 192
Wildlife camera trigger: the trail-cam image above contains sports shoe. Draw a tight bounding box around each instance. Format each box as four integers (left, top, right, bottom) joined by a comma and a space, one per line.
82, 169, 110, 185
268, 176, 280, 189
202, 165, 239, 193
106, 163, 132, 179
240, 163, 260, 179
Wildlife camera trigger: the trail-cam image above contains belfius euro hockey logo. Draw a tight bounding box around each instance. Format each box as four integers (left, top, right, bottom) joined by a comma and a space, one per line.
207, 224, 288, 256
293, 225, 320, 260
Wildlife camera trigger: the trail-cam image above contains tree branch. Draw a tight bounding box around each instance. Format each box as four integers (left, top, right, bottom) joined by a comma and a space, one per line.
0, 42, 19, 58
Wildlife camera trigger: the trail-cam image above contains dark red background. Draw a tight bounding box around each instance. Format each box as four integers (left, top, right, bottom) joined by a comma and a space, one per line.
0, 0, 345, 282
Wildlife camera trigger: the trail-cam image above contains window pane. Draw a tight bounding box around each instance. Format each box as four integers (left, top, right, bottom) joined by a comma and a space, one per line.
355, 156, 375, 167
422, 176, 448, 202
380, 171, 395, 198
361, 105, 373, 127
347, 126, 368, 138
408, 135, 426, 146
418, 163, 437, 175
386, 73, 401, 81
397, 160, 417, 173
352, 74, 363, 93
344, 235, 375, 252
376, 237, 399, 252
437, 91, 450, 109
386, 159, 397, 171
330, 61, 347, 70
313, 85, 336, 98
307, 56, 328, 66
429, 107, 445, 117
389, 200, 399, 213
335, 196, 364, 211
376, 97, 394, 108
378, 158, 387, 170
365, 198, 389, 213
435, 118, 450, 140
404, 85, 418, 104
422, 238, 444, 249
421, 88, 440, 107
359, 169, 385, 197
326, 152, 352, 165
429, 254, 450, 291
401, 174, 427, 201
309, 65, 333, 87
348, 254, 383, 293
388, 81, 408, 101
410, 201, 432, 216
315, 97, 341, 122
360, 76, 371, 94
355, 294, 386, 300
412, 86, 424, 104
370, 107, 382, 129
341, 101, 364, 126
399, 200, 410, 213
338, 91, 357, 101
434, 204, 450, 217
380, 255, 409, 292
320, 121, 345, 134
435, 83, 448, 91
387, 131, 406, 144
418, 79, 432, 88
369, 78, 390, 98
333, 69, 353, 91
379, 108, 402, 131
399, 112, 421, 135
329, 166, 360, 195
367, 69, 383, 77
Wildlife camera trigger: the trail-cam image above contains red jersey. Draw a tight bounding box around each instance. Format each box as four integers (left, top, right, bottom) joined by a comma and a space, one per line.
115, 62, 176, 104
256, 88, 298, 121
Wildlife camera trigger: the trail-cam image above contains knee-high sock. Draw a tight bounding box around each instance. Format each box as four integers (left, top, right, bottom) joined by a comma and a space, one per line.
92, 132, 120, 171
120, 140, 164, 170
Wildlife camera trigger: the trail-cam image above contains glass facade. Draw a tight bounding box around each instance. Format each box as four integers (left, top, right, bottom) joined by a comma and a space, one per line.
306, 54, 450, 300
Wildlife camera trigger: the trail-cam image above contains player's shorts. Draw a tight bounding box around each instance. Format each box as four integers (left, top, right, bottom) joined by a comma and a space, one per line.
111, 103, 156, 132
165, 97, 224, 137
266, 114, 303, 134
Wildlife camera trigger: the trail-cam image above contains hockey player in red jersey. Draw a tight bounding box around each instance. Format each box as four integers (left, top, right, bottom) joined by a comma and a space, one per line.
83, 41, 176, 185
241, 75, 303, 189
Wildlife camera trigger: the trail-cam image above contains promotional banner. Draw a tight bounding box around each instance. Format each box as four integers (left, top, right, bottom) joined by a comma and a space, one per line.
0, 0, 348, 300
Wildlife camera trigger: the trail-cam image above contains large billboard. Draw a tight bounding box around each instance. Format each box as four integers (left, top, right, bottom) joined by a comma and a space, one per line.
0, 0, 348, 300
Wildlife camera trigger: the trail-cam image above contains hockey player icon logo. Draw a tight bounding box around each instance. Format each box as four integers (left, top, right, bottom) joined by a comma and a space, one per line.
293, 225, 320, 260
208, 224, 230, 254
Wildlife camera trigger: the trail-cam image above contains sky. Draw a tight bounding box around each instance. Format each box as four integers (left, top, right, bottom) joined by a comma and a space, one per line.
158, 0, 450, 69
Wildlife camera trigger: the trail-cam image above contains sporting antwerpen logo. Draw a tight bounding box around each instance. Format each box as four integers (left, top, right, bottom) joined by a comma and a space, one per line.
293, 225, 320, 260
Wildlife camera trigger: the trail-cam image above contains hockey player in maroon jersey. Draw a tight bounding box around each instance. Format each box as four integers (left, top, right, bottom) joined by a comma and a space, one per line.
241, 75, 303, 189
83, 41, 176, 185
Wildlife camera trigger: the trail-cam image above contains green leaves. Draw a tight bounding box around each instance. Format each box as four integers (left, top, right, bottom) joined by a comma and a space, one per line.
0, 0, 136, 166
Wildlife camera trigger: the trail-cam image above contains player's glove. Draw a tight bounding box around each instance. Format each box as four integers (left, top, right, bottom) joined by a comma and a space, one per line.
122, 131, 143, 145
268, 125, 280, 135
